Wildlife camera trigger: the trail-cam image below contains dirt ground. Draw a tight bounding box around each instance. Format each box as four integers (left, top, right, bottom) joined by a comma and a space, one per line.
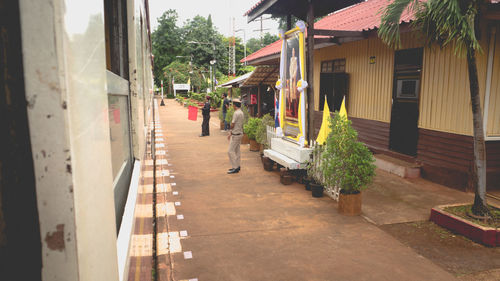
380, 221, 500, 280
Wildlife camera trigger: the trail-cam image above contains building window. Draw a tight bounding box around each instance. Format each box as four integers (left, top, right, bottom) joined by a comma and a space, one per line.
104, 0, 132, 232
321, 59, 346, 73
319, 59, 348, 112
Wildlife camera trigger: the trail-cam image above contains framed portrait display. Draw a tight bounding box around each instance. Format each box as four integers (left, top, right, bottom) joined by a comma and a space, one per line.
276, 22, 307, 145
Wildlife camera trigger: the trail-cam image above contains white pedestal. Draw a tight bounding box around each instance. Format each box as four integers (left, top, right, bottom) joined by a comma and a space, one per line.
270, 138, 312, 163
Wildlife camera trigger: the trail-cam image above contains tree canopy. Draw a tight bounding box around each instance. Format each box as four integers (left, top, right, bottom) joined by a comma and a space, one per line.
152, 10, 258, 89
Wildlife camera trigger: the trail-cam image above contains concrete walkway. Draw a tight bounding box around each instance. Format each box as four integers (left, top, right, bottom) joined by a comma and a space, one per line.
157, 99, 458, 281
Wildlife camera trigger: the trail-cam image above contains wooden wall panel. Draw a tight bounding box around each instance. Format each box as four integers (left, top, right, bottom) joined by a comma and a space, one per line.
419, 26, 490, 136
417, 129, 500, 191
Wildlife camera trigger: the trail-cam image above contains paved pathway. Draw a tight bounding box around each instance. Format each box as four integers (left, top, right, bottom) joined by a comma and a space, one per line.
157, 99, 457, 281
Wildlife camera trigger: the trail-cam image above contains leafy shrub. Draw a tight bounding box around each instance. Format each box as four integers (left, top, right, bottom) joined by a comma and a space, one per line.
224, 103, 249, 126
225, 106, 234, 124
190, 93, 205, 102
241, 104, 249, 125
243, 117, 262, 140
256, 114, 274, 145
320, 113, 376, 194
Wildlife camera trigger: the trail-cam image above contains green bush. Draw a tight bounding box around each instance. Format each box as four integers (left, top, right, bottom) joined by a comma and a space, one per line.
218, 98, 225, 120
243, 117, 262, 140
321, 113, 376, 194
225, 106, 234, 124
224, 103, 249, 126
208, 91, 222, 108
256, 114, 274, 145
241, 103, 249, 125
190, 93, 205, 102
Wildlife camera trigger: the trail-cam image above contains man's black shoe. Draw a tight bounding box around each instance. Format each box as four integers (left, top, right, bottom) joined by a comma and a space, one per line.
227, 168, 240, 174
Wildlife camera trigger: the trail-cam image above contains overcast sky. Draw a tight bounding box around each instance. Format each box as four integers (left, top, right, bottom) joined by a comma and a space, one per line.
148, 0, 280, 41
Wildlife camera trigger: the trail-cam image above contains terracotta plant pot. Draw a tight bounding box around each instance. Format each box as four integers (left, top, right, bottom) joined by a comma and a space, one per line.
280, 168, 293, 185
259, 143, 264, 153
262, 156, 274, 171
338, 191, 362, 216
310, 183, 324, 198
241, 134, 250, 144
249, 139, 259, 151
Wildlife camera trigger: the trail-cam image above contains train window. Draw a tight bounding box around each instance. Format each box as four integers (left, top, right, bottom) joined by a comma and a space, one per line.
104, 0, 129, 79
104, 0, 133, 232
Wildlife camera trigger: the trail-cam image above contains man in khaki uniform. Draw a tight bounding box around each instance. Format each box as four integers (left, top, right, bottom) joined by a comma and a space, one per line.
227, 99, 244, 174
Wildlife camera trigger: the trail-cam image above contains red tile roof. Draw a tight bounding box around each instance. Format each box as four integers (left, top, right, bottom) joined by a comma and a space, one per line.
241, 0, 416, 63
244, 0, 266, 16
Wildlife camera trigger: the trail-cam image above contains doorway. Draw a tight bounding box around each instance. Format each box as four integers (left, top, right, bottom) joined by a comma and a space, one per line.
389, 48, 423, 156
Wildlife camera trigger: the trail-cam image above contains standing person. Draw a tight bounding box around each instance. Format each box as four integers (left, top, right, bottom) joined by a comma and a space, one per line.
227, 99, 244, 174
222, 93, 230, 131
200, 95, 211, 137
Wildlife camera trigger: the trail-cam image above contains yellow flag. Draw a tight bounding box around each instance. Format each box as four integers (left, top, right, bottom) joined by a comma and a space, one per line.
339, 96, 347, 119
316, 97, 331, 145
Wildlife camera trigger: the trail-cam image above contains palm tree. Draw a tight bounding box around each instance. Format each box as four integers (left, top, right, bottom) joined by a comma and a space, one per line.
378, 0, 488, 215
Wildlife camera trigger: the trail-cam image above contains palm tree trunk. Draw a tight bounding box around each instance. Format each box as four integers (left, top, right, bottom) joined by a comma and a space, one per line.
466, 46, 488, 216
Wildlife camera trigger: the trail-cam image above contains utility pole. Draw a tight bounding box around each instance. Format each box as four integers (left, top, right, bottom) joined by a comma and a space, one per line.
253, 16, 271, 47
228, 17, 236, 77
235, 29, 246, 66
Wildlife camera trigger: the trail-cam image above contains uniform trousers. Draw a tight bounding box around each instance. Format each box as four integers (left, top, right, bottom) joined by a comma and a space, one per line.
201, 115, 210, 136
228, 134, 243, 169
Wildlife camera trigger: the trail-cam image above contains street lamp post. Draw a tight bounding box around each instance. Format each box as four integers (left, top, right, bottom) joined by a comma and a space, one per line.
176, 55, 194, 91
188, 41, 216, 92
235, 29, 247, 66
160, 79, 165, 106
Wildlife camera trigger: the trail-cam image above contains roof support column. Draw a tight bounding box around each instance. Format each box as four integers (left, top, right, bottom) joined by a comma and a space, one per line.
306, 0, 315, 142
258, 85, 262, 117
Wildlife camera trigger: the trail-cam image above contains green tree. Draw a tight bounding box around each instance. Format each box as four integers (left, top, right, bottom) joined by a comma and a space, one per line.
246, 32, 280, 55
272, 15, 299, 31
152, 10, 183, 86
378, 0, 488, 215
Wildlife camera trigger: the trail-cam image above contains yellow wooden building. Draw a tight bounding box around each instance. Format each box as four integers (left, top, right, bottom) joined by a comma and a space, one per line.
243, 0, 500, 191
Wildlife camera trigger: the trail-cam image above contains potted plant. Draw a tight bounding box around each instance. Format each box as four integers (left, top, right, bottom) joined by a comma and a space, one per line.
256, 114, 274, 150
321, 113, 376, 216
307, 144, 325, 197
256, 114, 275, 170
244, 117, 261, 151
280, 167, 294, 185
241, 104, 250, 144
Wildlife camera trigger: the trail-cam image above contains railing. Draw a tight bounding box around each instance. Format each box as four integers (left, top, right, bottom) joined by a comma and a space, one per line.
309, 141, 340, 202
266, 125, 278, 148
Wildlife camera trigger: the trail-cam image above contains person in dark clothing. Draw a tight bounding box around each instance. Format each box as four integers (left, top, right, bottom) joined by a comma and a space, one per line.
200, 95, 211, 137
222, 93, 230, 131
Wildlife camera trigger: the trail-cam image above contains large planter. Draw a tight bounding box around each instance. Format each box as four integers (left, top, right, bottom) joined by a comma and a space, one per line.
431, 204, 500, 247
280, 168, 293, 185
338, 191, 362, 216
249, 139, 259, 151
259, 143, 264, 153
262, 156, 274, 171
310, 183, 324, 198
241, 133, 250, 144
